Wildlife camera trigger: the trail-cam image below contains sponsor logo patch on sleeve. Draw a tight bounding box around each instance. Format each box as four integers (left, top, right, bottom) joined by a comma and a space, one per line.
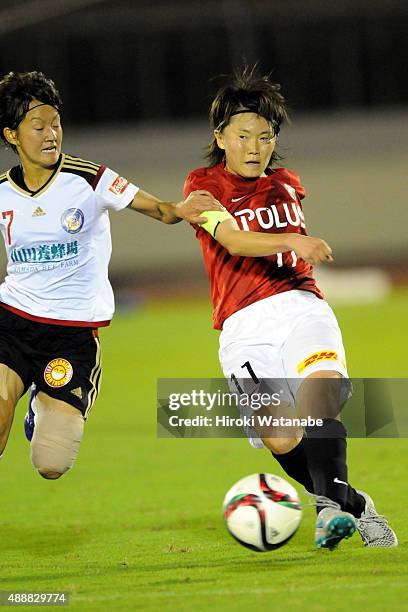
297, 350, 338, 374
108, 175, 129, 196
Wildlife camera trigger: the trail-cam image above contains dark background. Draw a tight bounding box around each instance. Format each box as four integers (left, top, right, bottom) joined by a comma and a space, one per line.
0, 0, 407, 124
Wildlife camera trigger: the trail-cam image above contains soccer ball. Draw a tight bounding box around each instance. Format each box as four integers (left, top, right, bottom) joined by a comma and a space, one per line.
223, 473, 302, 552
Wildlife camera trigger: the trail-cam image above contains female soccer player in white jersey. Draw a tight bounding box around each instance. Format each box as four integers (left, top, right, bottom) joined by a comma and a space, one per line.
0, 71, 220, 482
184, 66, 397, 550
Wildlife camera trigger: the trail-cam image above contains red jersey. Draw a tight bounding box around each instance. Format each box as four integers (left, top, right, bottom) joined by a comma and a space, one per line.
184, 162, 323, 330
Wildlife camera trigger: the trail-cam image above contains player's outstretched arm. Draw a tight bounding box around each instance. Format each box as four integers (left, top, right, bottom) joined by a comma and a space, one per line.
214, 218, 333, 265
128, 189, 224, 224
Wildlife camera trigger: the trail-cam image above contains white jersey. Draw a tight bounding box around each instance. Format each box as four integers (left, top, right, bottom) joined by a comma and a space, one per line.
0, 153, 139, 326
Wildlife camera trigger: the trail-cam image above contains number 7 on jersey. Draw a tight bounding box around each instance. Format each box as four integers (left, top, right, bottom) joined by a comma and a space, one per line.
2, 210, 13, 245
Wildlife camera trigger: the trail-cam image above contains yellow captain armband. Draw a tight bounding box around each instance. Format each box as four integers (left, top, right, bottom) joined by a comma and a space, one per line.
201, 210, 234, 238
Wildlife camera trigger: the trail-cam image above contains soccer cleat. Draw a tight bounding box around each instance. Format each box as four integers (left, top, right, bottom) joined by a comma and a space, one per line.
23, 384, 37, 442
356, 491, 398, 548
310, 494, 356, 550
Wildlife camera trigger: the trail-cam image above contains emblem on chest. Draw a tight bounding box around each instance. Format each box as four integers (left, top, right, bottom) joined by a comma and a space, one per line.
61, 208, 84, 234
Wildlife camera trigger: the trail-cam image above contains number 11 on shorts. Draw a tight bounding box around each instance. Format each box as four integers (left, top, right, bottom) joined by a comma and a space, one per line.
231, 361, 259, 393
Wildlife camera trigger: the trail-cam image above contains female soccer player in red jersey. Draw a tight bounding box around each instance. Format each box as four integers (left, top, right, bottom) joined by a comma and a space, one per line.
0, 71, 221, 482
184, 66, 397, 549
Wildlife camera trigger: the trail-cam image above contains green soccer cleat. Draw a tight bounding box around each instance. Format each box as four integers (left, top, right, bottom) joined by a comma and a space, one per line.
315, 506, 356, 550
356, 491, 398, 548
308, 494, 356, 551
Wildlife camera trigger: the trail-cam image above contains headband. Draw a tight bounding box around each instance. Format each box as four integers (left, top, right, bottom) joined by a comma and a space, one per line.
218, 109, 279, 134
26, 102, 48, 113
14, 102, 60, 129
230, 109, 257, 117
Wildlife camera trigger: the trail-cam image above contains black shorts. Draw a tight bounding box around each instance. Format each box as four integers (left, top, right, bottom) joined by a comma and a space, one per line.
0, 307, 102, 417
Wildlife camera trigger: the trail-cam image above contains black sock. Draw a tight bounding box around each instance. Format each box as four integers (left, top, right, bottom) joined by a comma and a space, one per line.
271, 438, 314, 493
344, 486, 366, 518
304, 419, 366, 516
304, 418, 350, 509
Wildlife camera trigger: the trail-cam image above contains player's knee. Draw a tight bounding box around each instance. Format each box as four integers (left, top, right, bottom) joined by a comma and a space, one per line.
38, 468, 65, 480
30, 400, 84, 478
298, 370, 349, 420
263, 436, 301, 454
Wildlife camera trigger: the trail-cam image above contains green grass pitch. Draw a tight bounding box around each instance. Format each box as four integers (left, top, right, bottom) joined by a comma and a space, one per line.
1, 291, 408, 610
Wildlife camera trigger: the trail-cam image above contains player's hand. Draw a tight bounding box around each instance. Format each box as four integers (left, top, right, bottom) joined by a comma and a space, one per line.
176, 190, 225, 224
287, 234, 333, 265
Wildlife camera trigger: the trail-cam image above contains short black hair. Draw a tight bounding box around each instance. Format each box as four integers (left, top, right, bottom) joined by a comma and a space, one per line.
206, 65, 289, 168
0, 71, 62, 152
